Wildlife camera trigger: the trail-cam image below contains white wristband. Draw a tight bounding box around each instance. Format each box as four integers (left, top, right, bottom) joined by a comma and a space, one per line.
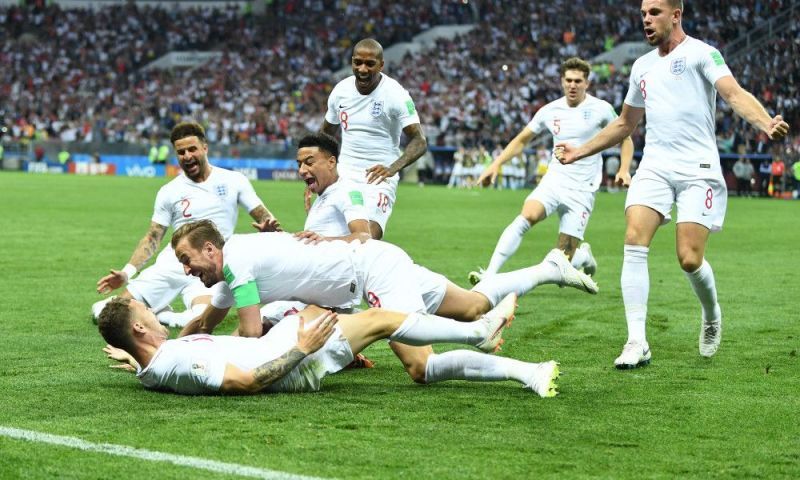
121, 264, 138, 280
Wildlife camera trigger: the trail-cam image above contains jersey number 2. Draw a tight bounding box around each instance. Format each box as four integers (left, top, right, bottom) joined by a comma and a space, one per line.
180, 199, 192, 218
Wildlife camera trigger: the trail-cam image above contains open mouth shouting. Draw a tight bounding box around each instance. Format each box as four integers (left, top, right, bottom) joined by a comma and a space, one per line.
303, 174, 319, 193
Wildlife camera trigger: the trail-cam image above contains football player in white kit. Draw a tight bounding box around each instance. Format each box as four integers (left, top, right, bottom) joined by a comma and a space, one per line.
472, 57, 634, 285
556, 0, 790, 368
98, 296, 561, 397
93, 122, 280, 328
320, 38, 428, 239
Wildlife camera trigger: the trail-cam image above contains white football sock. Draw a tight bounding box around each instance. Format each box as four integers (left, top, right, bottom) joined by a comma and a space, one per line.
471, 261, 560, 307
485, 215, 531, 274
156, 303, 208, 328
621, 245, 649, 344
389, 312, 485, 347
424, 350, 537, 385
685, 259, 721, 321
571, 244, 589, 269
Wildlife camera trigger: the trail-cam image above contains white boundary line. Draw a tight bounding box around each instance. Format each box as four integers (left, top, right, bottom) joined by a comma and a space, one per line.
0, 426, 329, 480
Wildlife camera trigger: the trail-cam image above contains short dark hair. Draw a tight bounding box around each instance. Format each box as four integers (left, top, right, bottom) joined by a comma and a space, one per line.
171, 220, 225, 250
298, 132, 340, 159
97, 297, 136, 353
353, 38, 383, 61
560, 57, 591, 80
170, 121, 207, 144
667, 0, 683, 11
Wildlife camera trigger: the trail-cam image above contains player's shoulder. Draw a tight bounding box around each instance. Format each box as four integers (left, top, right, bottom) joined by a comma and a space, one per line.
585, 94, 614, 110
331, 76, 356, 95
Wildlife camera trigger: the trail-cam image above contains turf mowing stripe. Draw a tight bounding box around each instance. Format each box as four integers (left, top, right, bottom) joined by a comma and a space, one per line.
0, 426, 328, 480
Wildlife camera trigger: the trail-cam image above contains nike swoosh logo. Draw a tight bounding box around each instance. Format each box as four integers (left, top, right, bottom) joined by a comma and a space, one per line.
339, 104, 347, 109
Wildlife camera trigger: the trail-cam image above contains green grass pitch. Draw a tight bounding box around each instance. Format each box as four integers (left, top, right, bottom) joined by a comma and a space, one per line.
0, 172, 797, 479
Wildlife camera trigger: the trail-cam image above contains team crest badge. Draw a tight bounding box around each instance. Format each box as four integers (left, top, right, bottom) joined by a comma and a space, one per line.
583, 110, 592, 121
216, 184, 228, 197
670, 57, 686, 75
370, 100, 384, 117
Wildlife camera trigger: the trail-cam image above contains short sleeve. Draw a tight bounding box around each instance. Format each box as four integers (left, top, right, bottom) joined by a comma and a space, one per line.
701, 48, 733, 86
525, 106, 547, 135
234, 172, 263, 213
392, 86, 421, 129
340, 188, 370, 225
151, 186, 173, 227
325, 88, 340, 125
624, 65, 645, 108
210, 281, 235, 309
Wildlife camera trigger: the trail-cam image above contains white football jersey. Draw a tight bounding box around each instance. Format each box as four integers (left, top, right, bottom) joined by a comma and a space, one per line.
325, 73, 420, 184
152, 166, 263, 239
305, 179, 369, 237
624, 36, 732, 175
527, 94, 618, 192
219, 233, 361, 309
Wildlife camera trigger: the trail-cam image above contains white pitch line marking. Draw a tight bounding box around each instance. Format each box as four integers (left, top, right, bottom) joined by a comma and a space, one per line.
0, 426, 329, 480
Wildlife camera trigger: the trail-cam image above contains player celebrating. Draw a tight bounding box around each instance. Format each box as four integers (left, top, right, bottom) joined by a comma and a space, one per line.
471, 57, 634, 285
320, 38, 428, 239
93, 122, 279, 328
556, 0, 790, 368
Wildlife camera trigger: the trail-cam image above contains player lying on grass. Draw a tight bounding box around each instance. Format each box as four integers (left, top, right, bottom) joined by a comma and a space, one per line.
98, 296, 560, 397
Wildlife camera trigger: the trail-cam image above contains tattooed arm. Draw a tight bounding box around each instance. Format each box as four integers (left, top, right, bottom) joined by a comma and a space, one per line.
96, 222, 167, 294
249, 204, 282, 232
219, 311, 339, 394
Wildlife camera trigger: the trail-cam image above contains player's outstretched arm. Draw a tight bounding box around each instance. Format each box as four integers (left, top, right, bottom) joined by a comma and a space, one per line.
556, 104, 644, 165
478, 128, 535, 187
103, 344, 140, 372
219, 312, 338, 394
96, 221, 167, 294
716, 76, 790, 140
178, 304, 230, 337
615, 136, 635, 187
366, 124, 428, 184
249, 205, 281, 232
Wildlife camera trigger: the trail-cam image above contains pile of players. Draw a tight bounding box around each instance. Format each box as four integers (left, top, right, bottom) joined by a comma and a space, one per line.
94, 1, 789, 398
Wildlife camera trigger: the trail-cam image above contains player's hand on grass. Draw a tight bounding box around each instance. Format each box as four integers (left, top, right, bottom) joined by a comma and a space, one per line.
615, 171, 631, 188
294, 230, 325, 244
478, 164, 499, 187
767, 115, 790, 140
103, 344, 139, 372
296, 311, 338, 355
365, 164, 394, 184
554, 142, 579, 165
96, 270, 128, 294
251, 217, 282, 232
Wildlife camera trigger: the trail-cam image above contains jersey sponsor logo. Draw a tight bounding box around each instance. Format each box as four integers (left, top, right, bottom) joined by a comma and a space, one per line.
370, 100, 384, 117
405, 99, 416, 115
216, 184, 228, 197
348, 190, 364, 206
670, 57, 687, 75
710, 51, 725, 66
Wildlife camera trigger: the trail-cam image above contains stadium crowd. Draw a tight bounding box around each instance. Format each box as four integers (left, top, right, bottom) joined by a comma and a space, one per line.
1, 0, 798, 164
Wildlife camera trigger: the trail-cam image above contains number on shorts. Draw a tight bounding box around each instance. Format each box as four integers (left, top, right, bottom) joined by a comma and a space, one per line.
705, 188, 713, 209
340, 111, 349, 131
639, 79, 647, 100
180, 198, 192, 218
377, 193, 390, 213
367, 291, 382, 308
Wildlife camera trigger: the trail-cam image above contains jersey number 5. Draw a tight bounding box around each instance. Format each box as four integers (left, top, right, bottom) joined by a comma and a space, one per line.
553, 118, 561, 135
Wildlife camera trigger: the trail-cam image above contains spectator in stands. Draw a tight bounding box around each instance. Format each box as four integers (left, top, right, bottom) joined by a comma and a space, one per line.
732, 155, 754, 197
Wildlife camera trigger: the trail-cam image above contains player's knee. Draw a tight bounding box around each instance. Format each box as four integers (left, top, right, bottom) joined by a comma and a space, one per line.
677, 252, 703, 272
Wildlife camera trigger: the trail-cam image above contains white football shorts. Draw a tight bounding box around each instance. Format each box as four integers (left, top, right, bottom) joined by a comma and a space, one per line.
625, 166, 727, 232
525, 177, 596, 240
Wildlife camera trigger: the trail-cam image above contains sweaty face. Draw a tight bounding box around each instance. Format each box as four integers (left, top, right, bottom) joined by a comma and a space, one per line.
174, 136, 209, 181
641, 0, 677, 47
297, 146, 337, 194
561, 69, 589, 107
130, 299, 169, 338
174, 238, 222, 288
351, 47, 384, 95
